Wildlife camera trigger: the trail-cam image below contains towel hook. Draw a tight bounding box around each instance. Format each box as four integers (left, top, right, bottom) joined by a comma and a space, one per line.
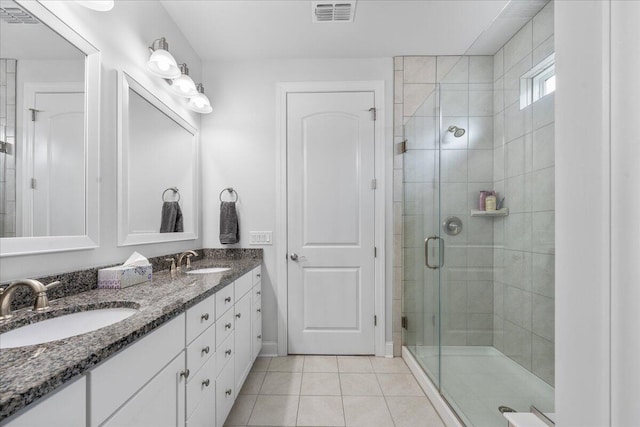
162, 187, 180, 202
219, 187, 238, 203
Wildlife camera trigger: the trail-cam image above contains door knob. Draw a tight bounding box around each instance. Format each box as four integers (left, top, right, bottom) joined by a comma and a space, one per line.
290, 253, 299, 261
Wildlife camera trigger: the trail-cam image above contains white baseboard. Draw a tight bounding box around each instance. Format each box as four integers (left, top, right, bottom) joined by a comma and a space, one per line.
385, 341, 394, 358
402, 346, 463, 427
259, 340, 278, 357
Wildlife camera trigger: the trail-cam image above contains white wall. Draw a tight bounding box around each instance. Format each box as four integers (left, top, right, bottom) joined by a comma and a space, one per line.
0, 1, 203, 281
200, 58, 393, 351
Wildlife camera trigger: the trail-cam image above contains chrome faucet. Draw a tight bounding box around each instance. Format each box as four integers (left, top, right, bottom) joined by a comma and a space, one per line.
0, 279, 60, 320
176, 250, 198, 271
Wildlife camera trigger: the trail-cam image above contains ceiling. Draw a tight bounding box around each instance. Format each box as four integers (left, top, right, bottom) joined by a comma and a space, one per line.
160, 0, 515, 62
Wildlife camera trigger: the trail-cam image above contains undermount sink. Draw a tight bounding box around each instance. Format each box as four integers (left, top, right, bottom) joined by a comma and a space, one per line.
187, 267, 230, 274
0, 307, 138, 349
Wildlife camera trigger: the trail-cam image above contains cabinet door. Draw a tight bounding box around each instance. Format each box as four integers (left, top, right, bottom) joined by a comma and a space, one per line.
103, 351, 186, 427
1, 377, 86, 427
234, 292, 252, 392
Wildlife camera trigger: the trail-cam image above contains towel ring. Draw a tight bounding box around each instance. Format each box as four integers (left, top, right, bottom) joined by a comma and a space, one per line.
162, 187, 180, 202
219, 187, 238, 203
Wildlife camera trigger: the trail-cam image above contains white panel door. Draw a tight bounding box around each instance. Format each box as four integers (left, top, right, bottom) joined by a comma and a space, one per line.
30, 91, 85, 236
287, 91, 376, 355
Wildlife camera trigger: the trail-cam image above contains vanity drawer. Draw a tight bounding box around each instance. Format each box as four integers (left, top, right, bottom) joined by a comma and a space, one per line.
186, 352, 215, 420
215, 283, 235, 320
186, 294, 215, 345
252, 266, 262, 285
235, 272, 253, 299
186, 323, 215, 377
215, 332, 234, 378
216, 307, 235, 348
216, 358, 236, 427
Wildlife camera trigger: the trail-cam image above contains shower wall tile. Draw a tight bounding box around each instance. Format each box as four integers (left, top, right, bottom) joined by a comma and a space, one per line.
394, 103, 403, 137
532, 1, 554, 49
440, 150, 468, 183
524, 133, 534, 175
469, 86, 493, 117
532, 211, 555, 254
504, 21, 533, 72
533, 123, 555, 170
532, 334, 554, 386
532, 168, 555, 211
468, 150, 493, 182
403, 56, 436, 83
440, 88, 469, 116
504, 320, 532, 370
505, 136, 525, 178
504, 54, 533, 106
467, 281, 493, 313
468, 117, 493, 149
532, 253, 554, 298
532, 92, 554, 129
533, 35, 554, 65
532, 294, 554, 341
506, 175, 525, 213
394, 71, 403, 103
469, 56, 494, 83
403, 84, 436, 117
394, 56, 404, 71
504, 286, 532, 330
466, 217, 494, 245
437, 56, 468, 83
494, 48, 504, 82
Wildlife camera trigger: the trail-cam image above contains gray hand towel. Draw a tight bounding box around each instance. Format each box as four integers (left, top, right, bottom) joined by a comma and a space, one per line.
160, 201, 184, 233
219, 201, 239, 244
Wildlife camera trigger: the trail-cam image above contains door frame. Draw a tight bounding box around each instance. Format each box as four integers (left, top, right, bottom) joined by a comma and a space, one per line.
275, 81, 386, 357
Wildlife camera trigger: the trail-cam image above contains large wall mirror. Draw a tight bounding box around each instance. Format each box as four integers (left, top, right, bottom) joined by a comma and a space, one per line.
117, 72, 198, 246
0, 0, 100, 256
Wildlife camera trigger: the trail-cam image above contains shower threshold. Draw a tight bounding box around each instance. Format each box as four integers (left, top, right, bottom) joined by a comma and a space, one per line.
403, 346, 554, 427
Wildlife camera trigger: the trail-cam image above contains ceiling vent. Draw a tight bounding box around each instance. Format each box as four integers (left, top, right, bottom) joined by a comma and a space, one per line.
0, 5, 39, 24
312, 1, 356, 23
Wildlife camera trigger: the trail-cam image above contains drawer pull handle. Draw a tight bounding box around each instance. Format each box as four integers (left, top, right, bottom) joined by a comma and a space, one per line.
256, 273, 261, 278
202, 379, 210, 387
180, 369, 190, 379
256, 291, 261, 295
225, 348, 232, 356
257, 335, 262, 339
201, 313, 209, 321
225, 296, 231, 303
202, 346, 210, 355
236, 313, 242, 318
256, 308, 261, 313
225, 388, 232, 396
225, 322, 232, 329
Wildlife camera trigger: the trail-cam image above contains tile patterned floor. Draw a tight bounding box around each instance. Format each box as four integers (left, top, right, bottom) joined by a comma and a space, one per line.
224, 356, 445, 427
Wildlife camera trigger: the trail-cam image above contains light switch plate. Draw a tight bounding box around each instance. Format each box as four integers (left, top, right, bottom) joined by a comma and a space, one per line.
249, 231, 273, 245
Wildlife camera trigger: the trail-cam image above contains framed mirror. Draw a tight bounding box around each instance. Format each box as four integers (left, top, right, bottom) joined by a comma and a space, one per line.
0, 0, 100, 256
117, 72, 198, 246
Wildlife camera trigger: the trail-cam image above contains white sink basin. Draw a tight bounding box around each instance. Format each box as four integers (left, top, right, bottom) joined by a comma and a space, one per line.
187, 267, 231, 275
0, 307, 138, 349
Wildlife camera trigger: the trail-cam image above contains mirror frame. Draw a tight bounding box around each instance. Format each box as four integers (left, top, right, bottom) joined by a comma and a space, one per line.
0, 0, 100, 257
117, 71, 199, 246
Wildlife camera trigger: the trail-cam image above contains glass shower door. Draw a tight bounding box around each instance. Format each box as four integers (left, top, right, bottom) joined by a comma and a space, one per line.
402, 85, 442, 387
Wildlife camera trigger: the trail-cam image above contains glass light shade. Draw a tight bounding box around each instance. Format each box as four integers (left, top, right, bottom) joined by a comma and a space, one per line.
75, 1, 114, 11
146, 49, 181, 79
187, 93, 213, 114
170, 74, 198, 98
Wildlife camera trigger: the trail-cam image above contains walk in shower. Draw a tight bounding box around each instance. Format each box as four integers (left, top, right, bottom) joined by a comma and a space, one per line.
399, 11, 556, 423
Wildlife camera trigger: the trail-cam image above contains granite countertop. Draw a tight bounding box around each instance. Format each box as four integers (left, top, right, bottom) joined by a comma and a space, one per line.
0, 254, 262, 421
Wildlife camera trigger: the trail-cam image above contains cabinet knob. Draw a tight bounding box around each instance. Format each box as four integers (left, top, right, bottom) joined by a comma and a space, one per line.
236, 313, 242, 318
180, 369, 190, 379
201, 313, 209, 321
202, 379, 210, 387
256, 273, 261, 278
225, 322, 232, 329
225, 388, 232, 396
225, 348, 232, 356
256, 291, 261, 295
225, 296, 231, 303
256, 308, 261, 313
257, 335, 262, 339
202, 346, 210, 355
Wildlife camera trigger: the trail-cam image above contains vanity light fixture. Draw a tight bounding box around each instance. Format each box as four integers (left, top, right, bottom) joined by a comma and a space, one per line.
146, 37, 181, 79
75, 1, 114, 11
170, 63, 198, 98
187, 84, 213, 114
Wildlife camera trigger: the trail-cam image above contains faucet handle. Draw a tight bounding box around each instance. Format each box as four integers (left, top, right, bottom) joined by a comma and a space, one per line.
186, 254, 194, 269
164, 258, 177, 278
45, 281, 61, 290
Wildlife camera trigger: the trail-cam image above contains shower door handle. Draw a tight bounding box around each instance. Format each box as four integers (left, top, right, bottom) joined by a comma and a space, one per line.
425, 236, 445, 269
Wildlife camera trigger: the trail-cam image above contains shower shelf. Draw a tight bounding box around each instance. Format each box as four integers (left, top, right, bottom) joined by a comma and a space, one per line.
470, 208, 509, 217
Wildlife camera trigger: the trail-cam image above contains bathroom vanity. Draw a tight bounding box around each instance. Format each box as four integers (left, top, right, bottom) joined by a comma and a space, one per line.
0, 253, 262, 427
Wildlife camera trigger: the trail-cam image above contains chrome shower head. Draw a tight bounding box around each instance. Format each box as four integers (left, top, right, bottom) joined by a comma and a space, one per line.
447, 125, 466, 138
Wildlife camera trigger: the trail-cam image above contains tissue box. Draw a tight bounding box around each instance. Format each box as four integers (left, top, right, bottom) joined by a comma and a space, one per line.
97, 264, 153, 289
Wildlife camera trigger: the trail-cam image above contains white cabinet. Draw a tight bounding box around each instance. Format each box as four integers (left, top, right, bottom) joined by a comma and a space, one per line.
102, 352, 186, 427
89, 314, 185, 427
234, 292, 252, 392
1, 377, 86, 427
215, 356, 236, 427
186, 354, 216, 426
